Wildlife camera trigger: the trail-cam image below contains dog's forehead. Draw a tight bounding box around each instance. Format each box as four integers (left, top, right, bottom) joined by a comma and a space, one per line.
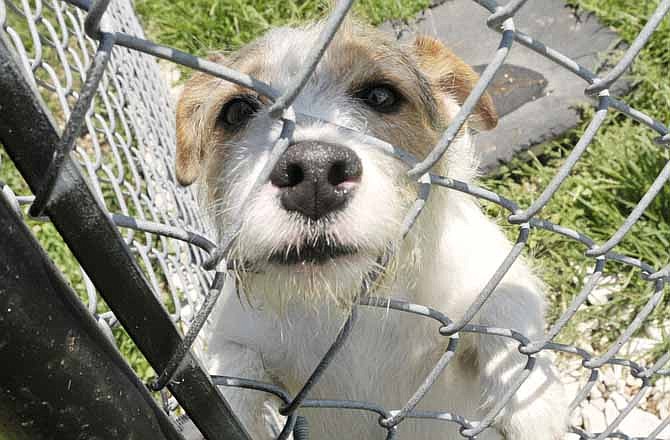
231, 23, 421, 93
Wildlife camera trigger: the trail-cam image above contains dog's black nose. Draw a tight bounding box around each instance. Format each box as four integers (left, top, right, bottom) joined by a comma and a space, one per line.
270, 142, 362, 220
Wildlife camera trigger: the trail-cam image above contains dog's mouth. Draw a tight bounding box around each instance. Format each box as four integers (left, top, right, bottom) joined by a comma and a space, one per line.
268, 240, 359, 265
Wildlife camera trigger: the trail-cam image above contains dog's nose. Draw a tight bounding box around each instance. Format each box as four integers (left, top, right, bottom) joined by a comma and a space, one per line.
270, 142, 362, 220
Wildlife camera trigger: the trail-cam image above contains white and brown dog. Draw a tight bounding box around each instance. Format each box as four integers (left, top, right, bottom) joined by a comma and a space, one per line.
175, 14, 568, 440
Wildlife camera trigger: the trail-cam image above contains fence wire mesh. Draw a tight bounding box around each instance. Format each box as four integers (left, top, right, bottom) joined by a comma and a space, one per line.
0, 0, 669, 439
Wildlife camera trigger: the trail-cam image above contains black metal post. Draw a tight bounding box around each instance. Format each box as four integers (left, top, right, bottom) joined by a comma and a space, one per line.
0, 193, 185, 440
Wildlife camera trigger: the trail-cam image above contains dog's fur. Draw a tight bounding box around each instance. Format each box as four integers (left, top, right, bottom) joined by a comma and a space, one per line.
176, 15, 568, 440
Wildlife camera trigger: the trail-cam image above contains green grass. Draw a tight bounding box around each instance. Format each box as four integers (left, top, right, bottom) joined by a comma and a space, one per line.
482, 0, 670, 353
1, 0, 668, 392
134, 0, 430, 55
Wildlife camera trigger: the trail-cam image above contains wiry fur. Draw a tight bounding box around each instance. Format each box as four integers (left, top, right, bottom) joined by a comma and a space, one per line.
176, 17, 568, 440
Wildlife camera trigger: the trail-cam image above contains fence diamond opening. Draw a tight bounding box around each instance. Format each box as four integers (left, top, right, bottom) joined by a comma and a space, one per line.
0, 0, 669, 439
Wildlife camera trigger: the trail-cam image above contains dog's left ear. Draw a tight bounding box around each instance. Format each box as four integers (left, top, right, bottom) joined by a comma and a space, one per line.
413, 35, 498, 131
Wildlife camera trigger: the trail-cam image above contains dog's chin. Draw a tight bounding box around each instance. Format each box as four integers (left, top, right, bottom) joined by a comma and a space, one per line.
233, 244, 386, 310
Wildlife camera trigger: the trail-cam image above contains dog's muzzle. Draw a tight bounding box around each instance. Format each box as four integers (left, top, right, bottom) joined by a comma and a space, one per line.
270, 141, 362, 220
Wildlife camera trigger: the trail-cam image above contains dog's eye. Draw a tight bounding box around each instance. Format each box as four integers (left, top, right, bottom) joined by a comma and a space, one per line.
219, 96, 260, 129
355, 85, 401, 113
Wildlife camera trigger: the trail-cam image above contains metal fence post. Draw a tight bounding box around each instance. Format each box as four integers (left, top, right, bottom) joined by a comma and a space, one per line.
0, 192, 185, 440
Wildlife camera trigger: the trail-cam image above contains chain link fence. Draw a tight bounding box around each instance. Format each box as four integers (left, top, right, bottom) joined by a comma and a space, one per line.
0, 0, 668, 439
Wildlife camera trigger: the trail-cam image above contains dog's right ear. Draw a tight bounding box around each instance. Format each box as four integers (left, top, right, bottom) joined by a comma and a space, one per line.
175, 73, 209, 186
175, 54, 227, 186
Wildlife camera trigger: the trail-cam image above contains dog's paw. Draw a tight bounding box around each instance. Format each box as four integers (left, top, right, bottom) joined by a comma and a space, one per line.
497, 390, 569, 440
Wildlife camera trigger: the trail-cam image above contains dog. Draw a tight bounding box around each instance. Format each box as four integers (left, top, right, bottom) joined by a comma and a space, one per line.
174, 12, 568, 440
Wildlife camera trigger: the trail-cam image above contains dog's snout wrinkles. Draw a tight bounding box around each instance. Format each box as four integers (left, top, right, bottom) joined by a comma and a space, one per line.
270, 142, 362, 220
